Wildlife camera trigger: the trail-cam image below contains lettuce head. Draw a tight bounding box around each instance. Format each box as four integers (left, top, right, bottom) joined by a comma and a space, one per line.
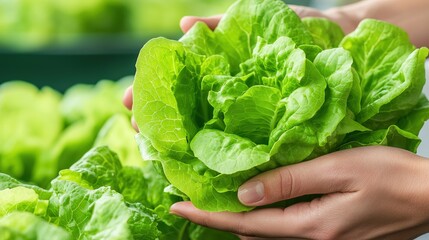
133, 0, 429, 212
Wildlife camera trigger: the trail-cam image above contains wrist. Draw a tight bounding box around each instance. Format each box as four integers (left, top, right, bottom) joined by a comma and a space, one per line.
414, 155, 429, 233
322, 0, 429, 47
321, 0, 383, 34
322, 7, 362, 34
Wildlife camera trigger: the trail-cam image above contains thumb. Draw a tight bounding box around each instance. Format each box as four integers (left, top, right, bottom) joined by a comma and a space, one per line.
237, 150, 358, 206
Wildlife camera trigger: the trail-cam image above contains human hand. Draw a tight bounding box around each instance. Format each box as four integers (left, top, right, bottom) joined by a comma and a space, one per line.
170, 146, 429, 239
179, 5, 358, 34
179, 5, 332, 32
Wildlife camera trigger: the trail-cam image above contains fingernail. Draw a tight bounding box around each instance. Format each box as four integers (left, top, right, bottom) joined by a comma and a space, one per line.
238, 181, 264, 204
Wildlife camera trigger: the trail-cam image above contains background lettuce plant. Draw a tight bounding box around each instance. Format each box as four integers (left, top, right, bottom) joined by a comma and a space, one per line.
133, 0, 429, 212
0, 79, 236, 239
0, 146, 237, 239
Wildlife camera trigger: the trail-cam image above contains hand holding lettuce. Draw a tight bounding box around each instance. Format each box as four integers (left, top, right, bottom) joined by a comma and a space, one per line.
0, 0, 428, 238
133, 0, 429, 212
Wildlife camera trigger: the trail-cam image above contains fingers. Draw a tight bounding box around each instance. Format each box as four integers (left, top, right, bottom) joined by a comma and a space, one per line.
179, 6, 325, 34
170, 201, 306, 238
170, 198, 356, 239
238, 235, 302, 240
288, 5, 327, 19
122, 86, 139, 132
238, 149, 359, 206
131, 116, 139, 132
180, 15, 222, 33
179, 6, 324, 34
170, 147, 426, 239
122, 86, 133, 110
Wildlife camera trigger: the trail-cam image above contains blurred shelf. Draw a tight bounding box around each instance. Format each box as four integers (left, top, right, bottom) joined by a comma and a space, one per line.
0, 35, 178, 92
0, 52, 136, 92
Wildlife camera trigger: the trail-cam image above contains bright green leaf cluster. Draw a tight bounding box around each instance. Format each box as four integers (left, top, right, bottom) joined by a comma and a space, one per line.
133, 0, 429, 212
0, 146, 237, 239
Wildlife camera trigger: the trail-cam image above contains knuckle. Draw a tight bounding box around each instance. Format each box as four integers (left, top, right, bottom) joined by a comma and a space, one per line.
198, 213, 212, 228
235, 219, 253, 237
278, 167, 299, 200
234, 214, 260, 237
312, 226, 341, 240
325, 231, 342, 240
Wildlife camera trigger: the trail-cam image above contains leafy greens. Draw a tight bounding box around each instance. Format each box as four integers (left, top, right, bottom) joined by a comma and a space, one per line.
133, 0, 429, 212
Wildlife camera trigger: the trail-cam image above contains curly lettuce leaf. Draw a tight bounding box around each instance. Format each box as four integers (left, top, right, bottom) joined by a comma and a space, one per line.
158, 157, 252, 212
341, 19, 428, 126
191, 129, 270, 174
340, 125, 421, 152
0, 187, 48, 218
133, 38, 205, 158
0, 173, 51, 200
224, 86, 282, 144
397, 95, 429, 136
214, 0, 313, 72
302, 17, 345, 49
48, 147, 162, 239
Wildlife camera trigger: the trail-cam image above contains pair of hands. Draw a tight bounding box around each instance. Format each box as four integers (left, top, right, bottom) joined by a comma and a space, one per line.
123, 10, 429, 240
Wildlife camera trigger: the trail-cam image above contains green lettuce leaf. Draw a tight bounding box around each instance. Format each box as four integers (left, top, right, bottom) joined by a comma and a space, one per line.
302, 17, 345, 49
133, 38, 204, 158
340, 125, 421, 152
224, 86, 282, 144
0, 187, 48, 218
180, 0, 314, 73
214, 0, 313, 72
397, 95, 429, 135
340, 19, 428, 126
48, 147, 162, 239
191, 129, 270, 174
0, 173, 51, 200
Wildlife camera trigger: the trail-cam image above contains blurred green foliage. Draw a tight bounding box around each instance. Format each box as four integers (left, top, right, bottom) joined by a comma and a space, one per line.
0, 0, 236, 50
0, 0, 362, 50
0, 78, 133, 187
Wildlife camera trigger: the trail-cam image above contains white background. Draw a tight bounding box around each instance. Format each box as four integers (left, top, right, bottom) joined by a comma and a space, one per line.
417, 60, 429, 157
412, 61, 429, 240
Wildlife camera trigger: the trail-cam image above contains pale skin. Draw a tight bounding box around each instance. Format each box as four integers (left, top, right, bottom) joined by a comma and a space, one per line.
123, 0, 429, 238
